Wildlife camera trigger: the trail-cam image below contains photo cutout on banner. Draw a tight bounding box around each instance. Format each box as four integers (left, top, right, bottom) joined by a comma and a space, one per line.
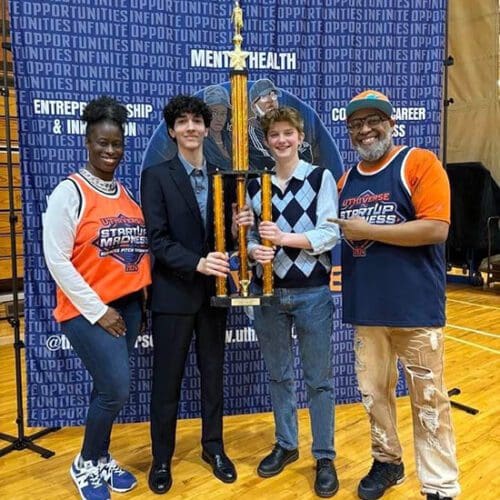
141, 79, 343, 180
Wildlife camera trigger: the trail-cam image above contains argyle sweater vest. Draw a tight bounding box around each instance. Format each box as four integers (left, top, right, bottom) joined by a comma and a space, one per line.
247, 163, 331, 288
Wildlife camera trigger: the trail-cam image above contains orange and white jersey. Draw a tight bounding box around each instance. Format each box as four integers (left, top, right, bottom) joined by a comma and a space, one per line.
43, 170, 151, 323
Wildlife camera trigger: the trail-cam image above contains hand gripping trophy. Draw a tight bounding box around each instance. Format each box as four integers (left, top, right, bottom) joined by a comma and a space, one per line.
211, 1, 275, 307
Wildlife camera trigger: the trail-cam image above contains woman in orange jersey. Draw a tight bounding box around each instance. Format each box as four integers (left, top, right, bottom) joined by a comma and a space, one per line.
43, 96, 151, 500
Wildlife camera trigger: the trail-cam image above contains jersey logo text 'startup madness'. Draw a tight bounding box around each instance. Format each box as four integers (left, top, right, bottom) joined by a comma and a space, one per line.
340, 190, 406, 257
92, 214, 149, 271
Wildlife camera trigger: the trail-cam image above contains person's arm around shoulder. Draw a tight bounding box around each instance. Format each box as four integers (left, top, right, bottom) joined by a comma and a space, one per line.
330, 149, 449, 246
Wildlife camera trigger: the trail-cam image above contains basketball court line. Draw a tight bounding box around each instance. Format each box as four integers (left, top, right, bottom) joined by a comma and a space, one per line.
446, 323, 500, 338
447, 298, 500, 311
444, 334, 500, 355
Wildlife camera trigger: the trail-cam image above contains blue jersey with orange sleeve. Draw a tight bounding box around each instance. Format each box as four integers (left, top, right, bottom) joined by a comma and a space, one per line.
338, 147, 446, 327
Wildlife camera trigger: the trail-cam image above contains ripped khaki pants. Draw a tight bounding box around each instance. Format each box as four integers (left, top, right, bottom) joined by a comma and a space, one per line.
354, 326, 460, 498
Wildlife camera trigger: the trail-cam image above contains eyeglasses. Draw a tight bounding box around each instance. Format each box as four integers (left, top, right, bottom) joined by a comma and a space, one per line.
346, 114, 388, 133
258, 91, 278, 103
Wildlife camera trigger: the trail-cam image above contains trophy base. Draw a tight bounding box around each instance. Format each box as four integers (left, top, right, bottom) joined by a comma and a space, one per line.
211, 294, 278, 308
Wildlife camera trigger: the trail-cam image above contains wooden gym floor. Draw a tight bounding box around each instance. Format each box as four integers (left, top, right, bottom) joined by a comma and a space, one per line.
0, 284, 498, 499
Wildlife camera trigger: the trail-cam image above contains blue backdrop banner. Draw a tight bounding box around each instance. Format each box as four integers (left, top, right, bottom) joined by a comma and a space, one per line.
8, 0, 446, 427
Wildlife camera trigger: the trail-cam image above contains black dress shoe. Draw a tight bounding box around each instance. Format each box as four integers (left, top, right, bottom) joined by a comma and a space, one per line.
201, 450, 237, 483
257, 444, 299, 478
148, 461, 172, 495
315, 458, 339, 498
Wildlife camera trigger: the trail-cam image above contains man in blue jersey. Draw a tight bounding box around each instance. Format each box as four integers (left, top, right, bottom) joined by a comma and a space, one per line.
332, 90, 460, 500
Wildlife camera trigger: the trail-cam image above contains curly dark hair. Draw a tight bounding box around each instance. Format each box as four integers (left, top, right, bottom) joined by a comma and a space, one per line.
163, 94, 212, 132
81, 95, 128, 138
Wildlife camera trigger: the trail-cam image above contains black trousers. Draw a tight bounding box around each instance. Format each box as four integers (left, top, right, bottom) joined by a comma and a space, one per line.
150, 304, 227, 463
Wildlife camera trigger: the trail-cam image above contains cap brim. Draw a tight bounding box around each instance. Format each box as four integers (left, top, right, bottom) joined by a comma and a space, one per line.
257, 88, 282, 99
346, 99, 393, 118
207, 101, 232, 109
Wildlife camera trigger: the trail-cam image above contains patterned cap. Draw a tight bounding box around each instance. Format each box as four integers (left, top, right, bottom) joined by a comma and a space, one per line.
249, 78, 282, 103
203, 85, 231, 108
346, 90, 393, 118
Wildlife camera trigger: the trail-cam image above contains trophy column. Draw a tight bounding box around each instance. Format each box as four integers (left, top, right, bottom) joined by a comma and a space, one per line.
231, 68, 251, 297
211, 0, 276, 307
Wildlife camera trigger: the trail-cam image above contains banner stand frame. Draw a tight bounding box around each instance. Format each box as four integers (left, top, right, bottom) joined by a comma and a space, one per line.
441, 2, 479, 415
0, 0, 60, 459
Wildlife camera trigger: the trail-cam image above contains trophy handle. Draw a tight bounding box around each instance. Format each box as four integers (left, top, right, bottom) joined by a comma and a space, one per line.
261, 170, 274, 296
213, 172, 227, 297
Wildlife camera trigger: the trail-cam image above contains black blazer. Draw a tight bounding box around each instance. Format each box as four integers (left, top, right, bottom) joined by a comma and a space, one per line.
140, 157, 235, 314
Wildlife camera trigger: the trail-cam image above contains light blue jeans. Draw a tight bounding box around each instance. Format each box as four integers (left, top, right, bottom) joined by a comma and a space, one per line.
253, 285, 335, 460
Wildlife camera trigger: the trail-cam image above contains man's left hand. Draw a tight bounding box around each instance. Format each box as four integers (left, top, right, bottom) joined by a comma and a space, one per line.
328, 216, 372, 241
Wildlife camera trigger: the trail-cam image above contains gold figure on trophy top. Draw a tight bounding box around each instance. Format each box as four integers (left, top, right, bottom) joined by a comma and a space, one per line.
231, 1, 244, 40
227, 1, 249, 71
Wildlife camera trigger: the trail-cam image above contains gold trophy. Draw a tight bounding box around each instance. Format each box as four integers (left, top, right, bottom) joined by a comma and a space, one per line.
211, 1, 275, 307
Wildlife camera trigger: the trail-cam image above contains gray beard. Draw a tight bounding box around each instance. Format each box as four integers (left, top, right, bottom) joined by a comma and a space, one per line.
355, 133, 393, 162
254, 103, 266, 118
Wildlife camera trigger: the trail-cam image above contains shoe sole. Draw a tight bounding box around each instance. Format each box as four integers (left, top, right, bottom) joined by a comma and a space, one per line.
201, 451, 237, 484
315, 482, 340, 498
358, 476, 405, 500
257, 451, 299, 478
107, 480, 138, 493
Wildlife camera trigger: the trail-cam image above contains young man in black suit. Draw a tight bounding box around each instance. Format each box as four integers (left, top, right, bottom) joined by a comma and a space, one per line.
141, 95, 253, 494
